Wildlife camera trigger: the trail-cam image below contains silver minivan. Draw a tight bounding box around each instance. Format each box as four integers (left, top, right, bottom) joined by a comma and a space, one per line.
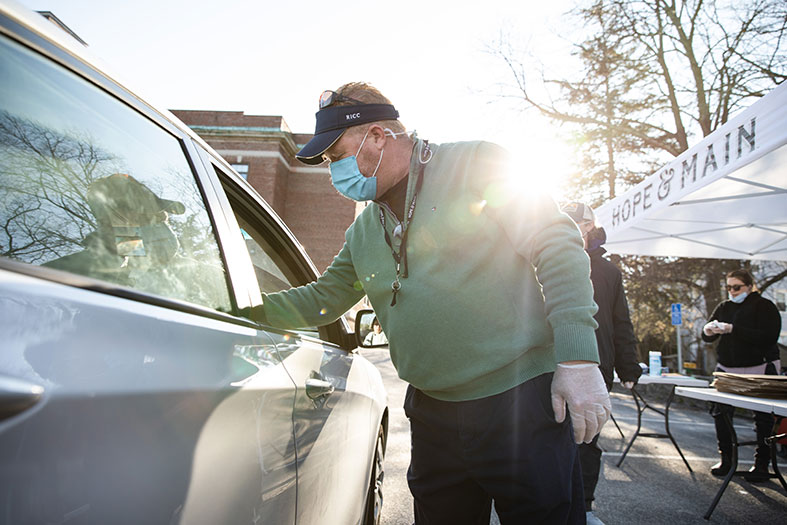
0, 2, 387, 523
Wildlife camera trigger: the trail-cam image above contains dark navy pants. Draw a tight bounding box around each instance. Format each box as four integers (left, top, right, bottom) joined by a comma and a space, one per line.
404, 373, 585, 524
579, 433, 602, 511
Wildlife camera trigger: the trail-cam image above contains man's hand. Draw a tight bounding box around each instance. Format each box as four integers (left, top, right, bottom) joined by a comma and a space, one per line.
551, 362, 611, 444
237, 305, 266, 323
621, 381, 634, 389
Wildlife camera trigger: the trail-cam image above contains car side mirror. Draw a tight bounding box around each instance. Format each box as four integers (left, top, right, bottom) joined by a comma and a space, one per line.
355, 309, 389, 348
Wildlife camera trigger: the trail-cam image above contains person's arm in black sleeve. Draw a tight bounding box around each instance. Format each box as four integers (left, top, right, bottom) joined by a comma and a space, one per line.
611, 269, 642, 384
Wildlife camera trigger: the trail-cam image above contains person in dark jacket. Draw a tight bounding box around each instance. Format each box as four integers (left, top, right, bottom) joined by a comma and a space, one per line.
563, 202, 642, 525
702, 268, 782, 482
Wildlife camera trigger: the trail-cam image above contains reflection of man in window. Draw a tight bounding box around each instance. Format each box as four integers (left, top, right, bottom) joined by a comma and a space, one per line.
88, 173, 185, 269
45, 173, 184, 282
45, 173, 222, 306
363, 317, 388, 345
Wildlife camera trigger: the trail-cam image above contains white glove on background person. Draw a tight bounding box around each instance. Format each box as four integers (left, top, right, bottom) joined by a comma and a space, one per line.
621, 381, 634, 389
551, 363, 611, 444
703, 320, 733, 336
717, 322, 733, 334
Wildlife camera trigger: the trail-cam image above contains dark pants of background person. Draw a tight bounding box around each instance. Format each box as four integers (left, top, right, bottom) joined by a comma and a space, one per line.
404, 373, 585, 525
710, 362, 778, 466
579, 383, 613, 511
579, 433, 602, 512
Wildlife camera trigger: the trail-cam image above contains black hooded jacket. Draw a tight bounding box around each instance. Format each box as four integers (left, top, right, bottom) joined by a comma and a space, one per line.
587, 245, 642, 387
701, 291, 781, 368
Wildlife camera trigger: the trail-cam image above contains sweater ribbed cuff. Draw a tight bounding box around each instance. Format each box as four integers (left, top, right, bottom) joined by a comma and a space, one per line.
553, 323, 600, 364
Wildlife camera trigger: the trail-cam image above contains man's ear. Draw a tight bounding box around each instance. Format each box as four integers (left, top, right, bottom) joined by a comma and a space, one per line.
367, 124, 388, 149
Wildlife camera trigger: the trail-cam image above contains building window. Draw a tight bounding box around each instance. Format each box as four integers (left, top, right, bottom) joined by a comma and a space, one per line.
231, 163, 249, 180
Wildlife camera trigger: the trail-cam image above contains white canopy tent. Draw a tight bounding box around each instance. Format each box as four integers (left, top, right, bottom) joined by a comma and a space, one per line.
595, 82, 787, 261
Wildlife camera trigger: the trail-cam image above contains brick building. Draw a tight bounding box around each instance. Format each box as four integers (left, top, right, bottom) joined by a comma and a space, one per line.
172, 110, 361, 272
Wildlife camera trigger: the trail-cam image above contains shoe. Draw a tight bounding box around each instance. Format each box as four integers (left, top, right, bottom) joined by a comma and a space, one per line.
586, 511, 605, 525
743, 465, 771, 483
710, 456, 732, 477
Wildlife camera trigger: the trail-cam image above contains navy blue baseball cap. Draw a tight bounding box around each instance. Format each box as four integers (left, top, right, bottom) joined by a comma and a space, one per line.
296, 103, 400, 165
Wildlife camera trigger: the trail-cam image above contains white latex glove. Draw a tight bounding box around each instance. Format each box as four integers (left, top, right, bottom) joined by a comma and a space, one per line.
704, 320, 731, 336
551, 363, 612, 444
621, 381, 634, 389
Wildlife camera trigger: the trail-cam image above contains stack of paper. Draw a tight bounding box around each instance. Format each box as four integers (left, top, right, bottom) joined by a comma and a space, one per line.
712, 372, 787, 399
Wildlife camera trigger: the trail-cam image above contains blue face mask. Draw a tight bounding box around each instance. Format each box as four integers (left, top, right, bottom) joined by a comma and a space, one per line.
328, 127, 405, 201
730, 291, 748, 303
329, 156, 378, 201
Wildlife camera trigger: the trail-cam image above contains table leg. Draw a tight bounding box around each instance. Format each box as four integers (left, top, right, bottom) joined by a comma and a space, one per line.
664, 385, 693, 473
616, 386, 643, 467
610, 412, 625, 439
768, 416, 787, 492
617, 385, 692, 473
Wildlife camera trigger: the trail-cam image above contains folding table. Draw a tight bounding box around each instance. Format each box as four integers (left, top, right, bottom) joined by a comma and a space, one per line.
675, 386, 787, 520
616, 374, 709, 472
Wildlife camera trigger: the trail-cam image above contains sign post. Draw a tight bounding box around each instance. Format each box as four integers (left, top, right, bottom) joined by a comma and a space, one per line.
671, 303, 683, 374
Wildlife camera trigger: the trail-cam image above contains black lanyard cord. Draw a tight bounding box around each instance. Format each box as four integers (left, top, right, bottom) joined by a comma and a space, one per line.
378, 143, 428, 306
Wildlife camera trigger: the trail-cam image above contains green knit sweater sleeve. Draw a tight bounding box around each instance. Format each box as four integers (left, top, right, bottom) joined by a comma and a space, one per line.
260, 242, 365, 329
471, 142, 600, 364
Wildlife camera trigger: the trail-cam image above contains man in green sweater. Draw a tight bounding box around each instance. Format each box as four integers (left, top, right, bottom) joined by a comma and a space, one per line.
247, 83, 611, 524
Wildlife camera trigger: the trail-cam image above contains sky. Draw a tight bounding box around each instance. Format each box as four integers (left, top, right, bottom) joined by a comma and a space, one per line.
17, 0, 581, 198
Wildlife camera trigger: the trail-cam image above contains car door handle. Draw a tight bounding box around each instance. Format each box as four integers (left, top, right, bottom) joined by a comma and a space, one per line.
0, 374, 44, 422
305, 378, 334, 400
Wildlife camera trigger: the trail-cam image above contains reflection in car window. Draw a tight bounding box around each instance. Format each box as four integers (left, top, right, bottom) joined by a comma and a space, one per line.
0, 35, 231, 311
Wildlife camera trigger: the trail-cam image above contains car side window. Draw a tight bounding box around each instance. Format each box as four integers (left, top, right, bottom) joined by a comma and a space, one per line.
235, 213, 295, 295
0, 34, 231, 312
215, 167, 321, 335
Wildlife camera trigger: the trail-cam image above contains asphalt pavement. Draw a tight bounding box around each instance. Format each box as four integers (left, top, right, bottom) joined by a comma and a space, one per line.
360, 347, 787, 525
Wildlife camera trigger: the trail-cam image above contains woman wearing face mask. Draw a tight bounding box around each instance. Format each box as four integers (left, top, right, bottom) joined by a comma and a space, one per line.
702, 268, 782, 482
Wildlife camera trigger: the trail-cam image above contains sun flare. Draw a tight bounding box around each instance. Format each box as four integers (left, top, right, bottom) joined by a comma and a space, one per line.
498, 130, 576, 203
